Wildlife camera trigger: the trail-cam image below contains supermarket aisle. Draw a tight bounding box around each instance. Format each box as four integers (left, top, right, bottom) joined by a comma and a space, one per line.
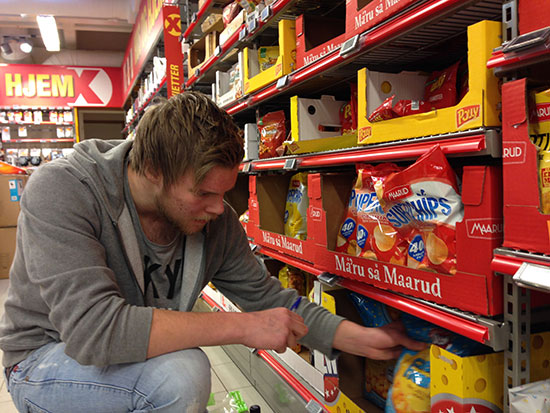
0, 279, 273, 413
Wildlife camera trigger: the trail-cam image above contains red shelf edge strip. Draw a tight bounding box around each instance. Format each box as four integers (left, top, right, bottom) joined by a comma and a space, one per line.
257, 350, 328, 412
250, 135, 486, 171
338, 278, 489, 344
183, 0, 213, 40
259, 246, 322, 276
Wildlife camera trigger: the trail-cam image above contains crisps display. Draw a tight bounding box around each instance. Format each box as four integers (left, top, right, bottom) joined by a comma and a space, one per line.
528, 87, 550, 213
336, 163, 404, 263
258, 110, 287, 159
386, 348, 431, 413
368, 95, 397, 122
375, 145, 464, 274
284, 172, 309, 240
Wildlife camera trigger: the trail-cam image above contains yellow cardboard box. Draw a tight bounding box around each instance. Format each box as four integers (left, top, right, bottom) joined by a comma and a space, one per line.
357, 20, 501, 145
0, 174, 27, 227
242, 19, 296, 95
0, 227, 17, 278
430, 331, 550, 412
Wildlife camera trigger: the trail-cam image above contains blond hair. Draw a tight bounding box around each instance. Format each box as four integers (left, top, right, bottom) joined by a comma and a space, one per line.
129, 91, 244, 188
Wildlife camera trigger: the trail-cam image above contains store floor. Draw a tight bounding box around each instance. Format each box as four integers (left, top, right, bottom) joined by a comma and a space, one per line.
0, 279, 274, 413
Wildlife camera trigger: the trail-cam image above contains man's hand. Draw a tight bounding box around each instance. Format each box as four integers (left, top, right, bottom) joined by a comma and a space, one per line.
241, 308, 309, 353
332, 319, 426, 360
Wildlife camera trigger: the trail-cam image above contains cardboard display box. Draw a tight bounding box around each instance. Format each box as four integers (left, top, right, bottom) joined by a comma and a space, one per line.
502, 78, 550, 254
187, 31, 219, 77
290, 95, 347, 141
518, 0, 550, 35
431, 331, 550, 412
0, 174, 28, 227
214, 55, 244, 107
345, 0, 420, 40
0, 227, 16, 278
248, 174, 315, 262
242, 19, 296, 95
307, 164, 506, 316
357, 20, 501, 145
295, 14, 346, 69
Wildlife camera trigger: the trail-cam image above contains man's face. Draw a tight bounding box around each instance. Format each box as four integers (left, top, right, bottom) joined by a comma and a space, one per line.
155, 165, 239, 235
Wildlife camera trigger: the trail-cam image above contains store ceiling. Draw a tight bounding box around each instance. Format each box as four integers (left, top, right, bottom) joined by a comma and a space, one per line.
0, 0, 140, 66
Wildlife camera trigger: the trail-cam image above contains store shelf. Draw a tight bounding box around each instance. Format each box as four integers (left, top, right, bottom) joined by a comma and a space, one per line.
222, 0, 501, 115
122, 77, 167, 133
257, 244, 506, 350
247, 129, 500, 172
0, 121, 74, 126
184, 0, 296, 87
183, 0, 234, 41
487, 27, 550, 75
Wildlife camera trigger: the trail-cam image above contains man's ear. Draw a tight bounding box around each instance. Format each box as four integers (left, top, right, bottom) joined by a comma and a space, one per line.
144, 167, 163, 186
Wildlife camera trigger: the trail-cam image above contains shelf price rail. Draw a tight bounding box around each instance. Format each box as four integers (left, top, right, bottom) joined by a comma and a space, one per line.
225, 0, 499, 115
244, 130, 499, 172
258, 245, 505, 350
184, 0, 296, 88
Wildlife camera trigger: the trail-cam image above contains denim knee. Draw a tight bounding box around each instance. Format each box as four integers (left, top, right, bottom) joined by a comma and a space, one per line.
134, 348, 212, 412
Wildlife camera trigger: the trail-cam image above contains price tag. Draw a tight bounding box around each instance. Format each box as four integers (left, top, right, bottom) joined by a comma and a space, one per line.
276, 75, 289, 90
283, 158, 299, 170
195, 68, 201, 78
260, 5, 271, 22
248, 19, 257, 33
513, 262, 550, 293
191, 12, 197, 23
339, 34, 360, 57
215, 45, 222, 56
317, 272, 340, 287
239, 27, 247, 41
242, 162, 251, 173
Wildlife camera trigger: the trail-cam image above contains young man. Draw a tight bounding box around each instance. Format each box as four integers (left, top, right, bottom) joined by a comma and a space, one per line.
0, 92, 423, 412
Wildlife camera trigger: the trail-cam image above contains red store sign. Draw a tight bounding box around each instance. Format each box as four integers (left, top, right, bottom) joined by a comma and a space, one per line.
0, 64, 123, 108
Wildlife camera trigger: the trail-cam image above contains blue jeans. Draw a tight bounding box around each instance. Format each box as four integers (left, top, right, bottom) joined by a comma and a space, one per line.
6, 342, 212, 412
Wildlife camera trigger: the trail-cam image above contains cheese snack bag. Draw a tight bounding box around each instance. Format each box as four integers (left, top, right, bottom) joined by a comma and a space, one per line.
529, 88, 550, 213
284, 172, 309, 240
375, 145, 463, 274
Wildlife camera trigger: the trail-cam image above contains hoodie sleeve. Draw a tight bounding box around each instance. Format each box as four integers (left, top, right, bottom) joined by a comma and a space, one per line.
18, 164, 152, 366
209, 206, 345, 358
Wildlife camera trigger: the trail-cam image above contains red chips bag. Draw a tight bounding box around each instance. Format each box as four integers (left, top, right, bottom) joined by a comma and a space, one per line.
258, 110, 287, 159
368, 95, 397, 122
423, 61, 459, 110
336, 163, 406, 266
393, 99, 431, 117
375, 146, 463, 274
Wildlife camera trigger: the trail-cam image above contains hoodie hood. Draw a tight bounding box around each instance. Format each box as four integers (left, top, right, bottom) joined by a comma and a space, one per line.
66, 139, 133, 223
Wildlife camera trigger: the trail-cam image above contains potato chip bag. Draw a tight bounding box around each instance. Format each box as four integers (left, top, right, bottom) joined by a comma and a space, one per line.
258, 110, 287, 159
386, 348, 431, 413
336, 163, 402, 260
284, 172, 308, 240
423, 61, 459, 110
375, 145, 463, 274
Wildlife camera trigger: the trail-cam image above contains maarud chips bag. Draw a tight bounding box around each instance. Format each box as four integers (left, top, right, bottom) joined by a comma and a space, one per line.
375, 145, 464, 274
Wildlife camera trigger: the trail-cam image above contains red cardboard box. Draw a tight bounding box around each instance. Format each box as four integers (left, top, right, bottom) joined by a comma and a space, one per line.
295, 14, 347, 69
248, 174, 315, 263
307, 164, 505, 316
345, 0, 420, 40
519, 0, 550, 35
502, 78, 550, 254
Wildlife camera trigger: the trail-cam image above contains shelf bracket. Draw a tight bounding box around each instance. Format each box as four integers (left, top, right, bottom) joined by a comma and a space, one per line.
317, 272, 340, 287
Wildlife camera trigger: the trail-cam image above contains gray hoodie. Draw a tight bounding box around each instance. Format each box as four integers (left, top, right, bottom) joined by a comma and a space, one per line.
0, 139, 343, 368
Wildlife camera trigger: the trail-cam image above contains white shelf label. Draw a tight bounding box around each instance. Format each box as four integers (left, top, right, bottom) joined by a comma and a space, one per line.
513, 262, 550, 293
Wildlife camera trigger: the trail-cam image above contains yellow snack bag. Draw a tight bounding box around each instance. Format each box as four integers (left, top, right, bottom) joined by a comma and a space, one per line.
258, 46, 279, 71
529, 88, 550, 213
386, 348, 430, 413
284, 172, 308, 240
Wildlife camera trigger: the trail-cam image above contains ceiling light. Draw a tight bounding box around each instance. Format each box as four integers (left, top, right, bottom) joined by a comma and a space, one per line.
36, 14, 60, 52
19, 38, 33, 53
0, 40, 13, 55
